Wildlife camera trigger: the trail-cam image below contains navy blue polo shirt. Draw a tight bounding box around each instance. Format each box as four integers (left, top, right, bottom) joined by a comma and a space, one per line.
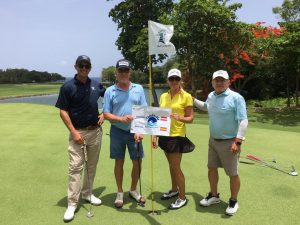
55, 75, 106, 129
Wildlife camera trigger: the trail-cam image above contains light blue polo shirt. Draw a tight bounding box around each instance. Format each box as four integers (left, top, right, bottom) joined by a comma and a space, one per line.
204, 88, 247, 139
103, 83, 147, 131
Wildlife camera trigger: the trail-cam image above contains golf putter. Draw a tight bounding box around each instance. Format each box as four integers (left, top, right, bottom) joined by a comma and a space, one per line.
81, 141, 94, 218
137, 142, 145, 207
246, 154, 298, 176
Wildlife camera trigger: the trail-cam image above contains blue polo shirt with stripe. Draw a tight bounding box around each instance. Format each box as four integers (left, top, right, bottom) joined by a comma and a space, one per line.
103, 83, 147, 131
204, 88, 247, 139
55, 75, 106, 128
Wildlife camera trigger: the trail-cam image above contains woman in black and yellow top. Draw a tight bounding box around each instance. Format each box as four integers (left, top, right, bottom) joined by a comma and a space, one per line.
152, 68, 194, 209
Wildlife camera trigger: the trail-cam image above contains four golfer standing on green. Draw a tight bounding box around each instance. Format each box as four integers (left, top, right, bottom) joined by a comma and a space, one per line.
56, 56, 247, 221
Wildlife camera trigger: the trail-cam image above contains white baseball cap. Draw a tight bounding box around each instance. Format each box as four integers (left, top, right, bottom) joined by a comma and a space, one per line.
167, 68, 182, 78
212, 70, 229, 80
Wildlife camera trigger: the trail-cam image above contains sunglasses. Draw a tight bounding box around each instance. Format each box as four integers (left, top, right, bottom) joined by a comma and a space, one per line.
168, 76, 181, 82
117, 68, 130, 73
78, 64, 91, 69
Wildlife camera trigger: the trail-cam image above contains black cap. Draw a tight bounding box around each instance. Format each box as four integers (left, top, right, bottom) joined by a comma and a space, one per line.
75, 55, 91, 65
116, 59, 131, 69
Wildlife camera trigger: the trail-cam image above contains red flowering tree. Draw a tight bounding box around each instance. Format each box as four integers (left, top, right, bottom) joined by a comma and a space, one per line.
219, 22, 286, 94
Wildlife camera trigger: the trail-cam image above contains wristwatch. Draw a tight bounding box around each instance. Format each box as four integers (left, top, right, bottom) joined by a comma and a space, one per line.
235, 138, 243, 146
235, 141, 242, 146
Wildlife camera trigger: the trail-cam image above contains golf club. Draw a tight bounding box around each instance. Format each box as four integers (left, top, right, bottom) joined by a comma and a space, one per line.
136, 142, 145, 207
239, 160, 255, 164
81, 141, 94, 218
245, 154, 298, 176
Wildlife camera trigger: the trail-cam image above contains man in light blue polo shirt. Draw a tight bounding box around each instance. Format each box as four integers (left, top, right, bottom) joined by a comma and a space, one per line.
103, 59, 147, 208
194, 70, 248, 216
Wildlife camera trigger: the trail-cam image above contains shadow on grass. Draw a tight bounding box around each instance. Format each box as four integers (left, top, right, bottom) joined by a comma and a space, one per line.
187, 192, 231, 219
248, 111, 300, 127
56, 186, 106, 209
56, 188, 232, 223
100, 191, 163, 225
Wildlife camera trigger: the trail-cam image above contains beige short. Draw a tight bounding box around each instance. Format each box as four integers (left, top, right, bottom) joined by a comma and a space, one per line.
207, 137, 239, 176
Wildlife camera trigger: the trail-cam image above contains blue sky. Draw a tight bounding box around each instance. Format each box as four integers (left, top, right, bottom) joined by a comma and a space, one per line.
0, 0, 284, 77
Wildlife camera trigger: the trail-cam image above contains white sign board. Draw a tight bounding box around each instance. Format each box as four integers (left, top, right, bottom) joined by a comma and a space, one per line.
131, 105, 171, 136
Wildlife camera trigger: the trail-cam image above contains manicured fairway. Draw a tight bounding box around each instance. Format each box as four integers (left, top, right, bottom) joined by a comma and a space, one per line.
0, 103, 299, 225
0, 83, 61, 98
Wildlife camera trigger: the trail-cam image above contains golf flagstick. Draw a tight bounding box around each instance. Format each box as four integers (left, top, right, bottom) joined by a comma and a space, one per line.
82, 141, 94, 218
148, 56, 159, 215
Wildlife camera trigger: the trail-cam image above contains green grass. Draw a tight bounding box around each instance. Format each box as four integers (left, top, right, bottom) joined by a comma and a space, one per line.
0, 103, 299, 225
0, 83, 61, 98
247, 97, 298, 108
193, 109, 300, 133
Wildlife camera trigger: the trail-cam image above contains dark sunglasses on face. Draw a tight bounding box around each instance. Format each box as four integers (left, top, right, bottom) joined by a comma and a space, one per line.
117, 68, 130, 73
78, 64, 91, 69
168, 76, 181, 82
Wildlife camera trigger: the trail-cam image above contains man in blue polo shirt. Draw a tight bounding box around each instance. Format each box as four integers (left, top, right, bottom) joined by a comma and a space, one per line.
55, 55, 106, 222
194, 70, 248, 216
103, 59, 147, 208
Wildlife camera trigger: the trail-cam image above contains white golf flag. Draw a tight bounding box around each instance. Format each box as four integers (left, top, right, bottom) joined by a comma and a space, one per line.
148, 20, 176, 55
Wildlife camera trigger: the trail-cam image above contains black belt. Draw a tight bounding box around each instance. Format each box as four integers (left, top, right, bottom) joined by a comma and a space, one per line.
213, 138, 234, 142
77, 125, 98, 130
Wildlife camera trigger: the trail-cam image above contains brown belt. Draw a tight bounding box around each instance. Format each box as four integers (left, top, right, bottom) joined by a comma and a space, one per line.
77, 125, 98, 131
213, 138, 234, 142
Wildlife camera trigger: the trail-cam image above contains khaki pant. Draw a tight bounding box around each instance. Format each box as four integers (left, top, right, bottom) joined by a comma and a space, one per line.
67, 127, 102, 206
208, 137, 239, 176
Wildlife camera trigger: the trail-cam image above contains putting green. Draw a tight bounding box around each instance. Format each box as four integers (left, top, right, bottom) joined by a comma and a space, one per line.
0, 103, 299, 225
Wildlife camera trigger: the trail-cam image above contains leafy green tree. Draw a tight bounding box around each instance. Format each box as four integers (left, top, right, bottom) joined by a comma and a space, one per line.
131, 70, 148, 84
269, 22, 300, 107
101, 66, 116, 83
220, 22, 287, 99
107, 0, 173, 71
273, 0, 300, 22
0, 69, 64, 84
161, 0, 241, 94
273, 0, 300, 106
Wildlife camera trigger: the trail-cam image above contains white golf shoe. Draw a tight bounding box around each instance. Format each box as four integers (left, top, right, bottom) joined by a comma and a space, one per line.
199, 192, 220, 207
114, 192, 124, 208
225, 199, 239, 216
169, 198, 188, 210
63, 205, 76, 222
161, 190, 179, 200
82, 194, 102, 205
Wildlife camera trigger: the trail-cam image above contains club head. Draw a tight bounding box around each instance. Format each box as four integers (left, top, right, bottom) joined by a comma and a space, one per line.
290, 171, 298, 176
86, 211, 94, 218
138, 201, 145, 207
290, 166, 298, 176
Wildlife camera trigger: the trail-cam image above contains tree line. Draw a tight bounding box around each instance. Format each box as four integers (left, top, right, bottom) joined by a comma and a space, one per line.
0, 69, 65, 84
106, 0, 299, 107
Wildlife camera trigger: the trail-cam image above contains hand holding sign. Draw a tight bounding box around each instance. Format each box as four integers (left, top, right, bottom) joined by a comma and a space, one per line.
131, 105, 171, 136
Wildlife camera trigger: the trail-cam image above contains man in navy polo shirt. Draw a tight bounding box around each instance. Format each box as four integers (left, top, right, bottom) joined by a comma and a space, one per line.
55, 55, 106, 222
103, 59, 147, 208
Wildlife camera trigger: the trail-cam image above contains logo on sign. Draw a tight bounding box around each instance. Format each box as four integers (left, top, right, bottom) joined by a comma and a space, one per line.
146, 114, 159, 127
